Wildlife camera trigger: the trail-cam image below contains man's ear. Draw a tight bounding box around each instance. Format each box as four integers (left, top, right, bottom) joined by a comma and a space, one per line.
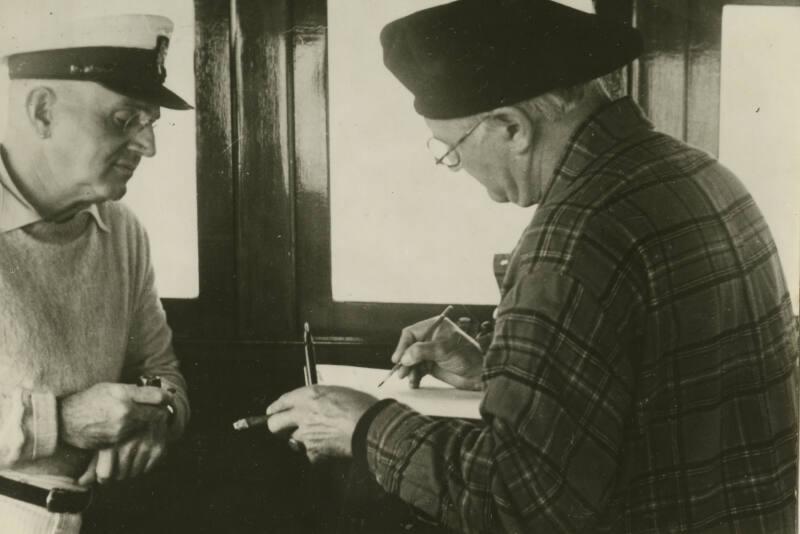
25, 86, 57, 139
489, 106, 534, 154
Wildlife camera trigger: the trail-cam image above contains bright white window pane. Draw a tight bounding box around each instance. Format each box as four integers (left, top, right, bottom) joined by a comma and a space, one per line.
719, 6, 800, 313
0, 1, 198, 298
329, 1, 552, 305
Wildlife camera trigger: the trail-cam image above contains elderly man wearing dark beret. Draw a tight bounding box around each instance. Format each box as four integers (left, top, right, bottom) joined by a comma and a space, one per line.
0, 14, 190, 532
267, 1, 797, 532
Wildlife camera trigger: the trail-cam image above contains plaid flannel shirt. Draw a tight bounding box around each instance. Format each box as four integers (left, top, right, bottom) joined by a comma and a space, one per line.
355, 98, 798, 533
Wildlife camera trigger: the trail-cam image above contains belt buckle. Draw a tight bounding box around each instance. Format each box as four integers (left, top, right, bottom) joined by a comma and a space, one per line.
46, 488, 92, 514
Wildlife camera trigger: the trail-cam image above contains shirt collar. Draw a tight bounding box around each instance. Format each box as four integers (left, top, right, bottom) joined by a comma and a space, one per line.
0, 148, 109, 234
540, 96, 654, 206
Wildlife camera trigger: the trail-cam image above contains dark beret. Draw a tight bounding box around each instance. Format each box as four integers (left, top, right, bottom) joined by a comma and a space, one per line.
380, 0, 643, 119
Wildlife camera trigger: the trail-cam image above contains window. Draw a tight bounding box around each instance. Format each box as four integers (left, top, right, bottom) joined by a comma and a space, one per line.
329, 1, 594, 305
0, 0, 198, 298
292, 0, 620, 337
719, 5, 800, 313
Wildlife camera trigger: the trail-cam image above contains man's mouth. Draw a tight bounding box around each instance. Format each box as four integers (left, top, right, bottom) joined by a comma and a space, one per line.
114, 162, 139, 174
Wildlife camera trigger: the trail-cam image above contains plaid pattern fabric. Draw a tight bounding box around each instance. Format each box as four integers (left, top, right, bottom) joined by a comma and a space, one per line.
363, 98, 798, 533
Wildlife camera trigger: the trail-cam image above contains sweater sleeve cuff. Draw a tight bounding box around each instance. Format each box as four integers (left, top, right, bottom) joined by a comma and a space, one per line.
352, 398, 396, 467
31, 392, 57, 459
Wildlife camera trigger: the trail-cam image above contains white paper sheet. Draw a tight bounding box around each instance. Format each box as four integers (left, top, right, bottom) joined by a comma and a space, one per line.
316, 364, 483, 420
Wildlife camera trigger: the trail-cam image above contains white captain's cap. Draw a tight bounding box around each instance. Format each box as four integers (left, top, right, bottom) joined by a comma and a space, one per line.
2, 13, 192, 110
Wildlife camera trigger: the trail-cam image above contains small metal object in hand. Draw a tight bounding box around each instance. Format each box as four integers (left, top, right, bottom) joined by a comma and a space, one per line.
137, 375, 175, 419
137, 375, 162, 388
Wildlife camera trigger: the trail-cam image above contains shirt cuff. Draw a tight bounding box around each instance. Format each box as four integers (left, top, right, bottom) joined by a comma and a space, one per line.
351, 398, 396, 467
31, 392, 57, 459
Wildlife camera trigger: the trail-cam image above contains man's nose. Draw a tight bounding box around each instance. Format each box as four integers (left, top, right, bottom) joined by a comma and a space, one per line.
128, 124, 157, 158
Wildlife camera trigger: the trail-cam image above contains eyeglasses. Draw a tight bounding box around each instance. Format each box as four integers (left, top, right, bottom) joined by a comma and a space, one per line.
426, 114, 488, 169
112, 108, 160, 136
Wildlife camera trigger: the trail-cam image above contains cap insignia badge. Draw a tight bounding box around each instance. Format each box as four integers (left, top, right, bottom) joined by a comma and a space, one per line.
155, 35, 170, 80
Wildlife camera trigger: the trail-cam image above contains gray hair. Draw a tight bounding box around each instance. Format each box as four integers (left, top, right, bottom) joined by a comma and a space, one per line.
518, 78, 609, 121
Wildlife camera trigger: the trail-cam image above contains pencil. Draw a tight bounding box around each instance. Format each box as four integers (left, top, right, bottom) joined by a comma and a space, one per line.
304, 322, 318, 385
233, 323, 318, 433
378, 305, 454, 387
232, 414, 269, 430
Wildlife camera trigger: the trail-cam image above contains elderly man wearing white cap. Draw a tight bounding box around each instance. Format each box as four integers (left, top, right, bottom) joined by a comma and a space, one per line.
0, 14, 190, 533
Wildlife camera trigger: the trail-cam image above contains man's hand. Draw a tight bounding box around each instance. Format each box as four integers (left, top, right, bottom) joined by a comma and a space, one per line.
77, 408, 170, 486
391, 317, 484, 390
266, 386, 378, 463
59, 383, 172, 450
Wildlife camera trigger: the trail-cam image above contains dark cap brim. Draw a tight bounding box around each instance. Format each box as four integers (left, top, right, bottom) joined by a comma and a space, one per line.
6, 47, 194, 110
99, 80, 193, 110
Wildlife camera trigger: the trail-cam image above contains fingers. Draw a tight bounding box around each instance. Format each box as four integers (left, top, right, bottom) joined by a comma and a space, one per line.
390, 326, 420, 364
266, 385, 317, 419
399, 340, 445, 366
129, 445, 150, 477
287, 437, 305, 454
390, 317, 449, 361
265, 388, 305, 434
265, 387, 301, 417
78, 454, 99, 487
143, 447, 165, 474
408, 366, 426, 389
119, 404, 162, 441
135, 439, 165, 476
128, 385, 169, 405
95, 449, 117, 485
115, 441, 138, 481
393, 338, 443, 388
94, 438, 166, 483
265, 408, 296, 435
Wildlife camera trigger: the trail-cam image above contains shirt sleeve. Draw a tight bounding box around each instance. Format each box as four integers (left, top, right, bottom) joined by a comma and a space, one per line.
359, 268, 641, 533
121, 223, 189, 441
0, 388, 58, 467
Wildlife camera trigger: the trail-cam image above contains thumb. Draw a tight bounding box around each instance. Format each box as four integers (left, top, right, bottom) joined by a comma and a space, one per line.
399, 340, 447, 366
78, 453, 99, 487
129, 385, 167, 405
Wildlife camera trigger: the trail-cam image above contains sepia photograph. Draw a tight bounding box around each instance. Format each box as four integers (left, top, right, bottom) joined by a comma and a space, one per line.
0, 0, 797, 532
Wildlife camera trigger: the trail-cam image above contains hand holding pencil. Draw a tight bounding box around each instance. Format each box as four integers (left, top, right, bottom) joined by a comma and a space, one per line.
232, 322, 318, 455
378, 305, 454, 387
385, 305, 484, 391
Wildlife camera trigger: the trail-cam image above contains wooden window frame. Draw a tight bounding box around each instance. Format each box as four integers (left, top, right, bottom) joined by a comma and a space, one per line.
292, 0, 642, 340
162, 0, 237, 340
292, 0, 501, 340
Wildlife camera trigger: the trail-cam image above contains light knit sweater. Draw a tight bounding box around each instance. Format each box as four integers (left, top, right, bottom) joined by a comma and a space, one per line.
0, 201, 189, 482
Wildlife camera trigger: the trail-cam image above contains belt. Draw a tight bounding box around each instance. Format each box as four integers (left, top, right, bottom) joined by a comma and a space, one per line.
0, 476, 92, 514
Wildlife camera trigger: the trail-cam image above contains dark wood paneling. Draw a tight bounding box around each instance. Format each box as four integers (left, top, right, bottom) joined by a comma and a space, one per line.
293, 0, 326, 26
636, 0, 798, 152
233, 0, 297, 340
593, 0, 634, 99
634, 0, 690, 140
292, 9, 333, 333
164, 0, 237, 339
686, 0, 723, 155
